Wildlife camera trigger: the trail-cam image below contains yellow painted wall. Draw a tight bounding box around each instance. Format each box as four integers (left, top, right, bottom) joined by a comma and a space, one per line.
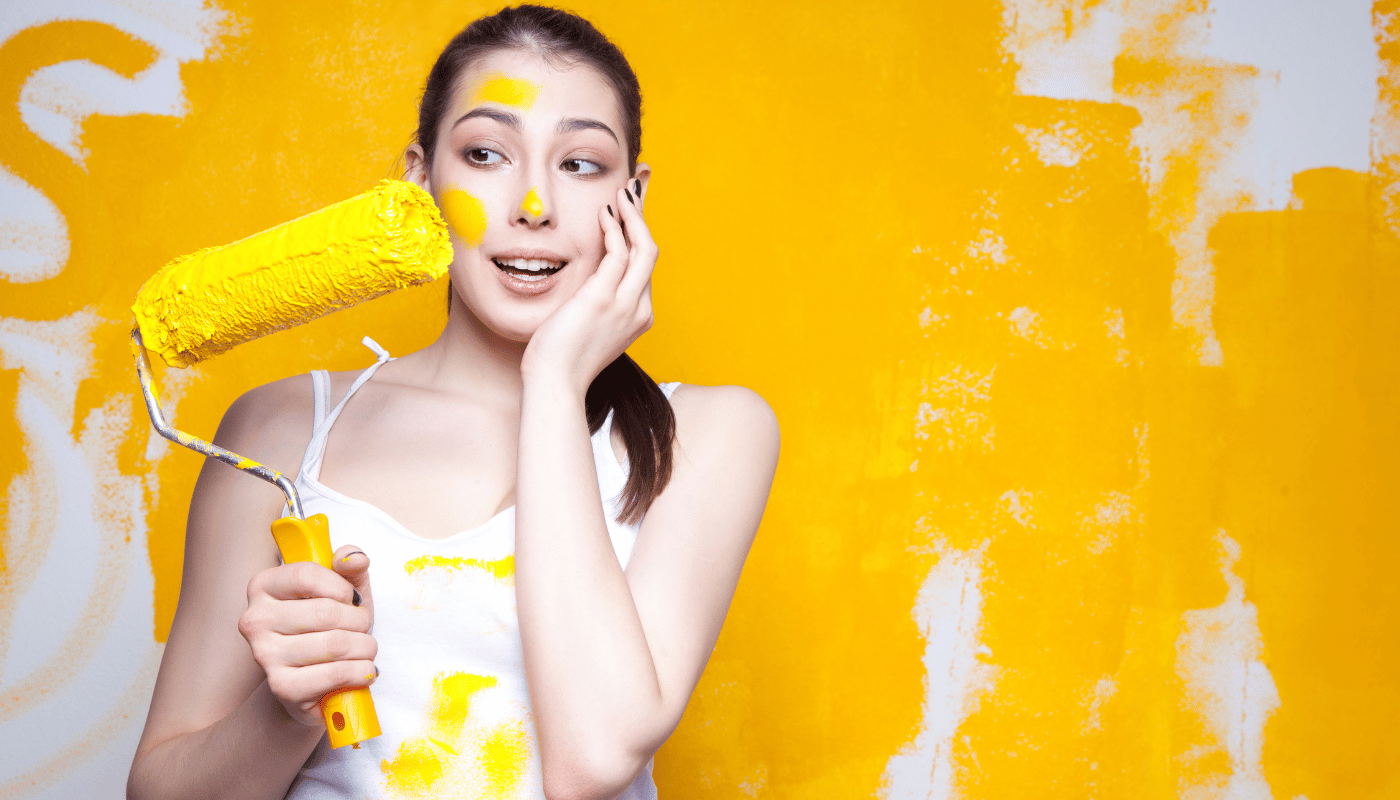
1, 0, 1397, 797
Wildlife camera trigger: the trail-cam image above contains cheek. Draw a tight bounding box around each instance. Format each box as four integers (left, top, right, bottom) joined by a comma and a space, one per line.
440, 187, 488, 247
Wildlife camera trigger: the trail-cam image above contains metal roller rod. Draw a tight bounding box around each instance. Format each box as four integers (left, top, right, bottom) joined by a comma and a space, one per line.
132, 328, 304, 519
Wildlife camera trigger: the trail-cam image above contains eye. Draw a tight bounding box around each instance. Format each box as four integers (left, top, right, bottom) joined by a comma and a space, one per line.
466, 147, 504, 165
560, 158, 603, 176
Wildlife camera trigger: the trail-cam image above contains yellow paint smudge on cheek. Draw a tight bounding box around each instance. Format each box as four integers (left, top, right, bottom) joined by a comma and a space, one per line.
520, 187, 545, 219
471, 73, 540, 109
440, 188, 488, 248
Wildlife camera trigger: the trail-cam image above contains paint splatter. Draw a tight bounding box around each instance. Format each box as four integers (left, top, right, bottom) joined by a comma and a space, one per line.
879, 542, 996, 800
1175, 531, 1280, 799
382, 672, 532, 800
441, 187, 488, 248
916, 366, 996, 453
404, 554, 515, 584
471, 73, 540, 110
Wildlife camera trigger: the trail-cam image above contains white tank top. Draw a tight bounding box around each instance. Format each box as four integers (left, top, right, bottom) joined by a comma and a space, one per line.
284, 337, 674, 800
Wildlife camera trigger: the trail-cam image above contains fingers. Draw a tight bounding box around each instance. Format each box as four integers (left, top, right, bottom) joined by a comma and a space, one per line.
595, 201, 630, 290
332, 545, 373, 619
266, 658, 378, 723
245, 595, 371, 635
272, 627, 378, 668
252, 560, 355, 605
615, 186, 658, 303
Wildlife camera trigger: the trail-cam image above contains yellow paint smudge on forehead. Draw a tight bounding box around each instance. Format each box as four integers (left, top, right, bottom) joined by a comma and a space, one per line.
520, 187, 545, 219
471, 72, 540, 109
404, 553, 514, 584
440, 187, 487, 248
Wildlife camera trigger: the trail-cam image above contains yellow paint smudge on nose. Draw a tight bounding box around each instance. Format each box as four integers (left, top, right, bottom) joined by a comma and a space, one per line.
440, 188, 487, 248
403, 553, 514, 584
471, 73, 540, 109
381, 672, 498, 798
520, 187, 545, 219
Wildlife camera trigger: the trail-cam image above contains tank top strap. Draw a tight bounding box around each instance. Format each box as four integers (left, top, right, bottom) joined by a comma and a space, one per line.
309, 369, 330, 430
297, 337, 393, 480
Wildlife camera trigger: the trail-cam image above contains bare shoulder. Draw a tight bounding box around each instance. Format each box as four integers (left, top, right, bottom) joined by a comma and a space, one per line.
213, 372, 318, 478
666, 383, 779, 466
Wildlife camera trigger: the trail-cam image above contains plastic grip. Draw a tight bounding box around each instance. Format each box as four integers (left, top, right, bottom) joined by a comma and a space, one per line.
269, 514, 381, 749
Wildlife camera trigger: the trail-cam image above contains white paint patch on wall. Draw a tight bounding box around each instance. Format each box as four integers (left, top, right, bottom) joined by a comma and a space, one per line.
1175, 531, 1280, 800
1002, 0, 1379, 367
880, 542, 996, 800
0, 2, 231, 796
1196, 0, 1379, 209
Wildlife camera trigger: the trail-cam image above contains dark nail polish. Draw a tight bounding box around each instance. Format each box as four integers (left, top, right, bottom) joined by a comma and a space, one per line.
352, 589, 362, 607
625, 187, 634, 203
634, 179, 642, 196
607, 205, 613, 217
374, 664, 379, 677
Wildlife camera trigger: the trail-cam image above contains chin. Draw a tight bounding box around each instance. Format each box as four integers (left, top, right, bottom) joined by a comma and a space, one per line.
451, 280, 557, 343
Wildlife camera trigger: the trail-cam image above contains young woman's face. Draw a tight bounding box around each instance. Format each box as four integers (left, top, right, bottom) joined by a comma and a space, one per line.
417, 49, 641, 343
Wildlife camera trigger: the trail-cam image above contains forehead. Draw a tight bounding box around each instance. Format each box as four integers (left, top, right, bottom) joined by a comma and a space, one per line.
454, 48, 624, 130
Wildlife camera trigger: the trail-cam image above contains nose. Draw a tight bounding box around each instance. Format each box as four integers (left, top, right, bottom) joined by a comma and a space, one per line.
516, 186, 551, 228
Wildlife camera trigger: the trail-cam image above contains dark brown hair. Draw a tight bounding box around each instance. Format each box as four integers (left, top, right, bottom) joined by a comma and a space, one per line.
418, 5, 674, 523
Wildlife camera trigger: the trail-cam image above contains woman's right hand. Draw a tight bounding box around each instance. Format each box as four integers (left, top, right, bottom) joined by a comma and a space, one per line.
237, 545, 377, 727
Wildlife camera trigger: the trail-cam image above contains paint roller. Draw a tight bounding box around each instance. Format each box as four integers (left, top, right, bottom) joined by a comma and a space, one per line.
131, 178, 453, 749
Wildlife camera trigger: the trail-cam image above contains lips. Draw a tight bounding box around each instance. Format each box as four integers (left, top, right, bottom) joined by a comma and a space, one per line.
489, 251, 568, 297
491, 256, 565, 280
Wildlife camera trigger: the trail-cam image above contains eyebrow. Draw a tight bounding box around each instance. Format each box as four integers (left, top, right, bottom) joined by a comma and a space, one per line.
557, 117, 618, 143
452, 107, 521, 130
451, 109, 619, 144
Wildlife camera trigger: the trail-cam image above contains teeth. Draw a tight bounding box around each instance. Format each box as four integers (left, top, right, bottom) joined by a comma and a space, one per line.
496, 257, 562, 273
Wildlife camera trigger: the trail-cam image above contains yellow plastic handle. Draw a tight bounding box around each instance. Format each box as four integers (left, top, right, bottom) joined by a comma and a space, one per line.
270, 514, 381, 749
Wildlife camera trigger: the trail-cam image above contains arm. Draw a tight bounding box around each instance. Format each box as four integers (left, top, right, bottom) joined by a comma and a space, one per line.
516, 191, 781, 800
127, 377, 376, 800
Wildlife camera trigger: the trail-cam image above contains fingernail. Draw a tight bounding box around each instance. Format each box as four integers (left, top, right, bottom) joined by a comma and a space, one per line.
352, 589, 362, 607
625, 187, 634, 203
374, 664, 380, 677
339, 550, 365, 564
634, 179, 642, 196
607, 205, 613, 217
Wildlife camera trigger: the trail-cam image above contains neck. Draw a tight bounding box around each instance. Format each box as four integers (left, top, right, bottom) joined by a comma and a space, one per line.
412, 288, 528, 403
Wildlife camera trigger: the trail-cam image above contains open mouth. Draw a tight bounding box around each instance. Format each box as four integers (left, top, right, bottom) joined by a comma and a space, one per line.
492, 257, 566, 282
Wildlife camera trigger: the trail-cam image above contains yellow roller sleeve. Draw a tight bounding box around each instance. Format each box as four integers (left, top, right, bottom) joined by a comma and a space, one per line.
133, 179, 452, 368
270, 514, 381, 749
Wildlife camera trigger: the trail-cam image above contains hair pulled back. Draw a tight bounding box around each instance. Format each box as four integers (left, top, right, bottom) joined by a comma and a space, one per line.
417, 5, 673, 524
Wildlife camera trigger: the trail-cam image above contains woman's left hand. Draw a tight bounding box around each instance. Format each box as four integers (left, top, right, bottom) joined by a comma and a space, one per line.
521, 185, 656, 396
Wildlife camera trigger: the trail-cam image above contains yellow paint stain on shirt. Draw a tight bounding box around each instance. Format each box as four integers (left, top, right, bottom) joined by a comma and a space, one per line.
382, 672, 498, 798
520, 187, 545, 219
440, 187, 488, 248
481, 718, 530, 797
404, 554, 515, 583
471, 73, 540, 109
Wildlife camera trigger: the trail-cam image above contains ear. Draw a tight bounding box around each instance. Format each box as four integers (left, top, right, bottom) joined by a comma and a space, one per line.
404, 144, 432, 192
632, 163, 652, 211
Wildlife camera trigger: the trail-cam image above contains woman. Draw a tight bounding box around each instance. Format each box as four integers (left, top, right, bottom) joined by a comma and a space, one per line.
127, 6, 779, 800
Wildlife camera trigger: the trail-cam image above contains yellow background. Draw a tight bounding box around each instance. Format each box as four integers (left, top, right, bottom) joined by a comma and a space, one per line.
2, 0, 1398, 797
